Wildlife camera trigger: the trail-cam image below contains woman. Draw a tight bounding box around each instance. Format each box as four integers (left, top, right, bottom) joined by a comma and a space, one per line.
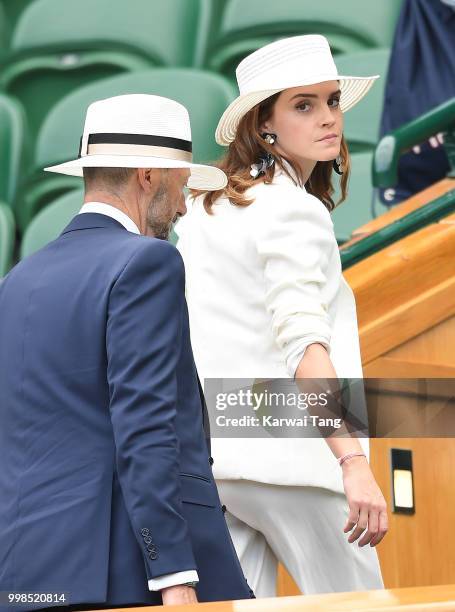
176, 34, 388, 597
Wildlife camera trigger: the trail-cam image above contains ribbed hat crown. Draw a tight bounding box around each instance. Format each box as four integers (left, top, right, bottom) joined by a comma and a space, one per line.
236, 35, 339, 95
80, 94, 192, 158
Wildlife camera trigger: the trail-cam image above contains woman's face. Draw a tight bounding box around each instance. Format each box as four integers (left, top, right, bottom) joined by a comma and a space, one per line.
261, 80, 343, 166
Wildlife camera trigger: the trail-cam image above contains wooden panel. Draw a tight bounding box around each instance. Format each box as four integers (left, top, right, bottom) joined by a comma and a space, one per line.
234, 584, 455, 610
344, 218, 455, 363
382, 314, 455, 366
364, 315, 455, 377
364, 358, 455, 378
358, 277, 454, 364
370, 438, 455, 589
360, 311, 455, 588
277, 563, 300, 597
346, 222, 455, 323
440, 212, 455, 225
93, 583, 455, 610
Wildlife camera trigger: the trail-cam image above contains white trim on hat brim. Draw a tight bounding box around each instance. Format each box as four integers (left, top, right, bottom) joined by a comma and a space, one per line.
44, 154, 227, 191
215, 74, 380, 146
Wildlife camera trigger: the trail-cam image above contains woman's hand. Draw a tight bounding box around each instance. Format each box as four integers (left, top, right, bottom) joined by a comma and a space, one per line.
341, 455, 389, 547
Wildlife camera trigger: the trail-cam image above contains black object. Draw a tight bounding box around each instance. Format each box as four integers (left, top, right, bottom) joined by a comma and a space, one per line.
390, 448, 415, 515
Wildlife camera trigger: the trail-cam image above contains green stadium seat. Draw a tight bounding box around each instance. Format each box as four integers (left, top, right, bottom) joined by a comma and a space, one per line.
0, 0, 213, 142
0, 93, 28, 209
0, 201, 15, 276
20, 189, 83, 259
1, 0, 32, 34
335, 49, 390, 152
16, 68, 237, 230
331, 151, 388, 244
208, 0, 402, 78
0, 2, 8, 57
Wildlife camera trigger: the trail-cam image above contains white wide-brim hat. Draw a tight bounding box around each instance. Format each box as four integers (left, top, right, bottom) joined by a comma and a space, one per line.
45, 93, 227, 191
216, 34, 380, 146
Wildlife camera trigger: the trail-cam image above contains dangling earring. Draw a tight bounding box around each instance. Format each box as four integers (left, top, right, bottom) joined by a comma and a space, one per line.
250, 132, 277, 178
333, 154, 343, 175
262, 132, 276, 145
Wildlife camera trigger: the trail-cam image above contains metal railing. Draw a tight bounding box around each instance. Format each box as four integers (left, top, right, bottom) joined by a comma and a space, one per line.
341, 98, 455, 269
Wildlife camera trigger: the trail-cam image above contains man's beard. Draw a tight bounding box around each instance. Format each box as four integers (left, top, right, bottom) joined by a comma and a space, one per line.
147, 213, 177, 241
146, 175, 177, 240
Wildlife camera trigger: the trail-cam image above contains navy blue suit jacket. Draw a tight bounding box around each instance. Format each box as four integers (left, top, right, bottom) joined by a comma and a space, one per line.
0, 213, 253, 609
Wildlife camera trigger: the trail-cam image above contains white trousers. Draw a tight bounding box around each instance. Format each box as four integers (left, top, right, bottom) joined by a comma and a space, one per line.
217, 479, 385, 598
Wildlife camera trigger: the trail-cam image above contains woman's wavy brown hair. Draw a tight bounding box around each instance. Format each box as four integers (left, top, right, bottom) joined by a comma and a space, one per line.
191, 91, 351, 214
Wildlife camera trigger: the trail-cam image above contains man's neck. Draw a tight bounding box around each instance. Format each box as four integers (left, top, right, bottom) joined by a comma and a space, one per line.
84, 190, 144, 233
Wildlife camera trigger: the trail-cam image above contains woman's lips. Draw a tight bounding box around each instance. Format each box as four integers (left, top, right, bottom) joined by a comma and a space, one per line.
318, 134, 338, 143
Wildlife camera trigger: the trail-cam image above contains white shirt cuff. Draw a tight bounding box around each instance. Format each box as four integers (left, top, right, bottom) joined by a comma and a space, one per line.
148, 570, 199, 591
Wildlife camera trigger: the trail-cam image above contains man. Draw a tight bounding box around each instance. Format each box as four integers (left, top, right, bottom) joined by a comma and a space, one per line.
0, 94, 254, 610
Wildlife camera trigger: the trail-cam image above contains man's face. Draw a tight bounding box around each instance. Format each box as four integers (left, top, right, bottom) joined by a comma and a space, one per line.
146, 168, 190, 240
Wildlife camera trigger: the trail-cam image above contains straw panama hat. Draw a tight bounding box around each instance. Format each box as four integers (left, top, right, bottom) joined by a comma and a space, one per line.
215, 34, 380, 146
45, 93, 227, 191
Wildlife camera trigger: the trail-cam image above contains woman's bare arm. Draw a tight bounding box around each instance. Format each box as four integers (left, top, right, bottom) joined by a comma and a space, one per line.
295, 343, 388, 547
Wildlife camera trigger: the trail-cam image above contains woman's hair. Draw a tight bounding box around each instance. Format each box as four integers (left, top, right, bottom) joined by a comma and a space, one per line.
191, 91, 351, 214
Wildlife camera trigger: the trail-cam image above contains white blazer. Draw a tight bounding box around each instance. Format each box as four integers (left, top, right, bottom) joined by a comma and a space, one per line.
176, 165, 369, 494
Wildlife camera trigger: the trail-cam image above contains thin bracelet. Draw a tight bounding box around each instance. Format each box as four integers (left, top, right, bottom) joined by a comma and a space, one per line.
338, 451, 366, 466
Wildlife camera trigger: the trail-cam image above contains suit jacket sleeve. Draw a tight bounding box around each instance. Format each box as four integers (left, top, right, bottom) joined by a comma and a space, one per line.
106, 239, 197, 579
253, 185, 335, 378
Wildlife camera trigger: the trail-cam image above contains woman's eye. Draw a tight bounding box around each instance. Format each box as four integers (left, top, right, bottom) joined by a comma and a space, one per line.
329, 97, 341, 108
296, 102, 311, 112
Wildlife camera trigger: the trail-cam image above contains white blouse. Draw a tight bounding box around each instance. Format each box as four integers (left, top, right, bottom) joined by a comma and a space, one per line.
176, 166, 369, 492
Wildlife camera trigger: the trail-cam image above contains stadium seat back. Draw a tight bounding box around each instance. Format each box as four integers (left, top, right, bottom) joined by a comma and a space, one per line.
1, 0, 31, 32
12, 0, 210, 66
0, 3, 8, 57
209, 0, 402, 77
336, 49, 391, 151
0, 202, 15, 276
20, 189, 83, 259
0, 93, 27, 207
0, 50, 150, 145
2, 0, 214, 142
331, 151, 375, 244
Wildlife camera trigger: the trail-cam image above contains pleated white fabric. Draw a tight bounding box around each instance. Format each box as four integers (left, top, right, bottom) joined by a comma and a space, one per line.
218, 480, 384, 597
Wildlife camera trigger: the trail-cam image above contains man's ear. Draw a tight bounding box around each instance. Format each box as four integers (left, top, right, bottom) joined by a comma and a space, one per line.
137, 168, 159, 193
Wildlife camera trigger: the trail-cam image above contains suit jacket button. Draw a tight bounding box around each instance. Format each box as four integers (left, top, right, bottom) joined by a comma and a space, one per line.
209, 457, 214, 465
149, 551, 158, 560
147, 544, 157, 552
221, 505, 227, 513
141, 528, 150, 537
144, 536, 153, 544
